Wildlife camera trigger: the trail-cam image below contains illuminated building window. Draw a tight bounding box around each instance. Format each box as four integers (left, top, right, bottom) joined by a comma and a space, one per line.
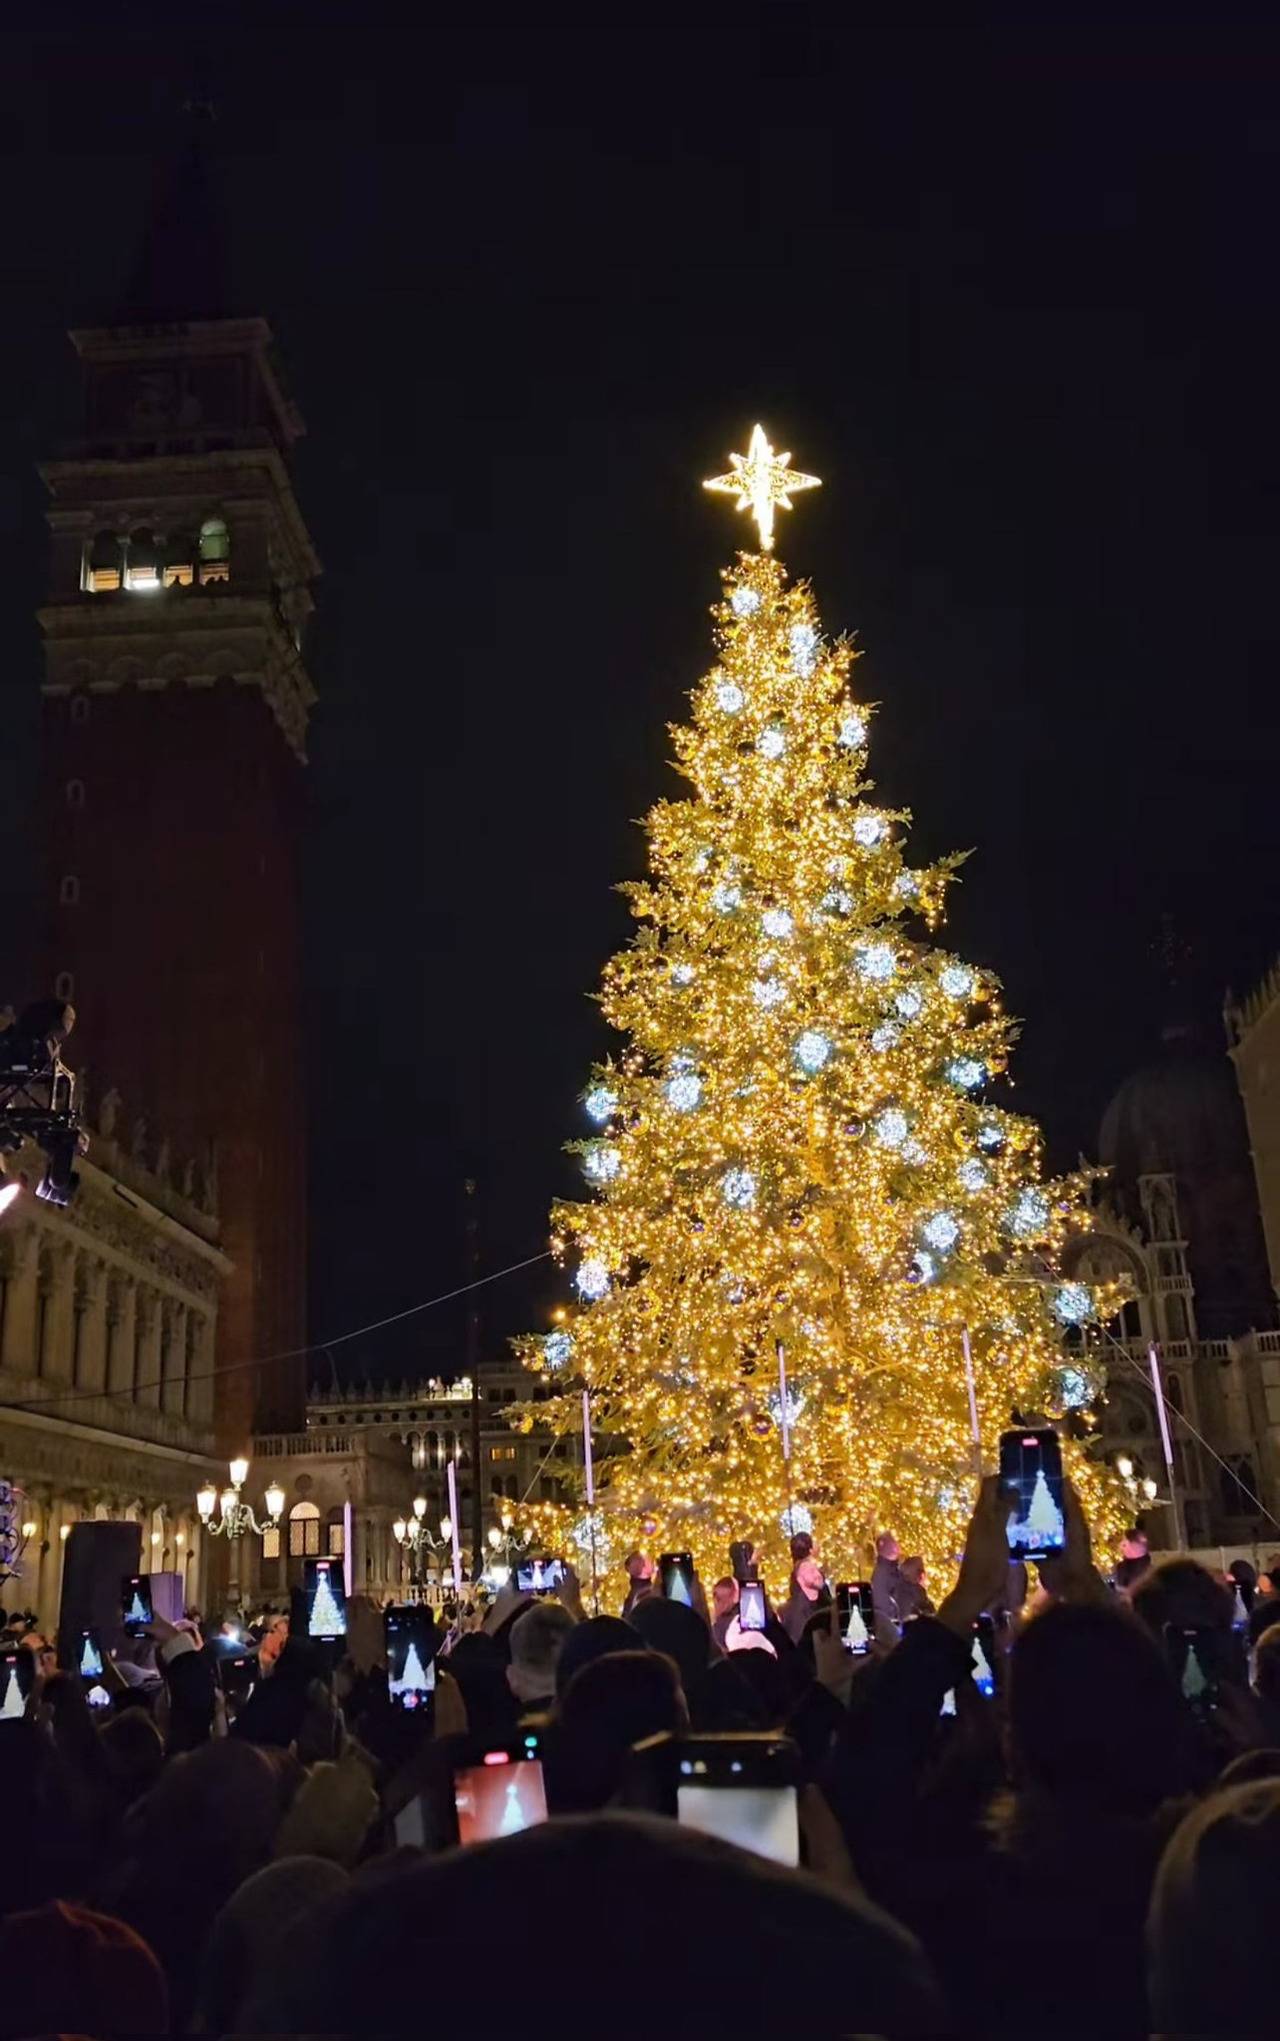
83, 530, 122, 592
66, 779, 85, 809
262, 1526, 280, 1560
288, 1500, 320, 1556
489, 1444, 517, 1461
327, 1515, 345, 1557
59, 875, 79, 906
124, 528, 161, 592
164, 560, 195, 587
198, 516, 230, 585
55, 971, 74, 1002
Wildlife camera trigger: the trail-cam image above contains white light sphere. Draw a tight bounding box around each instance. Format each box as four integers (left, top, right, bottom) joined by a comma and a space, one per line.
922, 1211, 960, 1252
761, 907, 793, 939
838, 710, 866, 749
894, 871, 920, 900
875, 1108, 909, 1150
583, 1085, 617, 1124
822, 887, 853, 916
957, 1159, 989, 1192
907, 1251, 937, 1285
753, 977, 785, 1010
721, 1167, 757, 1209
940, 964, 974, 999
757, 725, 787, 760
853, 814, 886, 848
731, 585, 761, 617
576, 1258, 610, 1301
780, 1502, 813, 1537
672, 963, 694, 985
794, 1029, 832, 1074
583, 1144, 621, 1184
901, 1138, 928, 1166
544, 1330, 573, 1370
858, 943, 897, 983
895, 987, 924, 1020
712, 882, 742, 913
1050, 1282, 1093, 1327
666, 1070, 703, 1112
871, 1023, 900, 1052
977, 1122, 1005, 1152
714, 677, 745, 713
1057, 1366, 1094, 1410
1007, 1188, 1050, 1238
789, 623, 819, 676
947, 1057, 985, 1090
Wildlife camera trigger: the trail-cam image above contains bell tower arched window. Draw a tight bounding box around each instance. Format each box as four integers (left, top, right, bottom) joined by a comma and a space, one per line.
198, 517, 230, 584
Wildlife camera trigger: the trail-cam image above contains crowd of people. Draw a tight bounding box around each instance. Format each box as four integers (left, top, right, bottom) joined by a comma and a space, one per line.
4, 1483, 1280, 2037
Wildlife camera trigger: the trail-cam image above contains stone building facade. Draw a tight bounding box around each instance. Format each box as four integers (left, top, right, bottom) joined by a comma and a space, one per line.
1228, 961, 1280, 1314
0, 1111, 225, 1629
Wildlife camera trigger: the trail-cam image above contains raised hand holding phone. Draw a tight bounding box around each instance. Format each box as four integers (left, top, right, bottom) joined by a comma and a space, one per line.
939, 1475, 1011, 1639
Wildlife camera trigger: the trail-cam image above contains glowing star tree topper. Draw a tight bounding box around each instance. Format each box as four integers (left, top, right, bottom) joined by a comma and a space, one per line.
511, 430, 1127, 1589
702, 424, 821, 551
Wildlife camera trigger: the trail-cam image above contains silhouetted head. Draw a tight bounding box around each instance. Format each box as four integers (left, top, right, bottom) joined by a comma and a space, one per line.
1148, 1780, 1280, 2037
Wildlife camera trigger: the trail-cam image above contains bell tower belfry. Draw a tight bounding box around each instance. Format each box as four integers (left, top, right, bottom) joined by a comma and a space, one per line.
34, 306, 319, 1440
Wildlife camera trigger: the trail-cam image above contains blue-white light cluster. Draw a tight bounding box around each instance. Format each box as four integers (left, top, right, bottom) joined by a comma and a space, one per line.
858, 943, 897, 983
895, 987, 924, 1020
922, 1211, 960, 1252
780, 1502, 813, 1537
584, 1085, 618, 1125
712, 882, 742, 914
794, 1029, 832, 1075
789, 622, 819, 677
822, 887, 853, 916
1007, 1188, 1050, 1238
753, 977, 785, 1010
582, 1144, 621, 1185
666, 1062, 703, 1112
871, 1023, 900, 1053
757, 725, 787, 760
948, 1057, 986, 1091
544, 1330, 573, 1370
977, 1123, 1004, 1152
576, 1258, 610, 1301
853, 814, 886, 848
769, 1384, 806, 1429
907, 1251, 937, 1286
671, 963, 694, 985
957, 1158, 989, 1193
714, 677, 745, 713
731, 585, 761, 617
838, 710, 866, 749
722, 1167, 757, 1209
902, 1137, 928, 1166
875, 1107, 909, 1150
894, 871, 919, 900
940, 964, 974, 999
1050, 1282, 1093, 1327
1057, 1365, 1094, 1410
761, 907, 793, 938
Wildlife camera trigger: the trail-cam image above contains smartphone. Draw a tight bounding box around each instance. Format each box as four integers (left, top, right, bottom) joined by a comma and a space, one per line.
0, 1647, 32, 1722
453, 1731, 548, 1846
1164, 1624, 1228, 1715
385, 1604, 441, 1713
672, 1734, 801, 1868
515, 1557, 564, 1595
999, 1428, 1066, 1562
121, 1575, 154, 1638
77, 1628, 105, 1681
970, 1615, 997, 1697
836, 1582, 875, 1655
215, 1647, 257, 1700
738, 1581, 767, 1632
85, 1683, 112, 1711
300, 1558, 348, 1641
660, 1552, 696, 1608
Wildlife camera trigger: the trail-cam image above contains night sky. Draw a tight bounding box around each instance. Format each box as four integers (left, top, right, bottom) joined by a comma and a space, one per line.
2, 15, 1278, 1386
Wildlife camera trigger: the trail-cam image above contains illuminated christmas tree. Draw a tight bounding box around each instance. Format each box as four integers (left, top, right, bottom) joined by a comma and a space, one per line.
394, 1638, 429, 1694
79, 1635, 98, 1678
0, 1666, 22, 1719
308, 1567, 343, 1637
1011, 1466, 1062, 1551
126, 1589, 149, 1628
513, 426, 1127, 1585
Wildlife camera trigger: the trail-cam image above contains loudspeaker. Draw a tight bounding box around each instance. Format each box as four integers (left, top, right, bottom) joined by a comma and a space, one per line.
57, 1520, 142, 1668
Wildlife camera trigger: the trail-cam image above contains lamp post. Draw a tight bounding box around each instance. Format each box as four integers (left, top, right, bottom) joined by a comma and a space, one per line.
392, 1497, 456, 1597
195, 1458, 285, 1602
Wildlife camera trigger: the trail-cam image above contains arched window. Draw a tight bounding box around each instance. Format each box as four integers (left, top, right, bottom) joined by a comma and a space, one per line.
124, 528, 160, 593
198, 517, 230, 584
84, 530, 122, 593
163, 533, 196, 588
288, 1499, 321, 1557
59, 875, 79, 906
326, 1506, 345, 1558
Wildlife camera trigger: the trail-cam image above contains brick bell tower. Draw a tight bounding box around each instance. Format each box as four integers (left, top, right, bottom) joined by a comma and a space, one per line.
33, 151, 318, 1442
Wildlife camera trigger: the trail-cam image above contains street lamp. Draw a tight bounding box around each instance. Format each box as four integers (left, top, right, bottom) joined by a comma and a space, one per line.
196, 1459, 285, 1540
392, 1499, 455, 1588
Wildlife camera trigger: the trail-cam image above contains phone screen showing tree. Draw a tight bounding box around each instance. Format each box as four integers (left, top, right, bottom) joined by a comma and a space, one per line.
385, 1606, 437, 1711
303, 1560, 347, 1640
1000, 1430, 1066, 1561
660, 1553, 695, 1606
